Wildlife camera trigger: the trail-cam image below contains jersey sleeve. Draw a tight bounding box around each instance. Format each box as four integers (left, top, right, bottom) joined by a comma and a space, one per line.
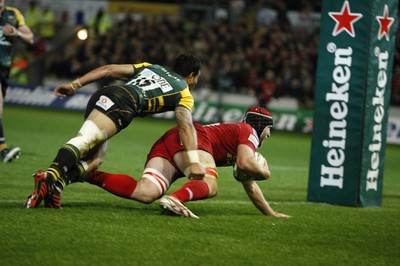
177, 88, 194, 113
7, 7, 26, 27
133, 62, 152, 72
238, 124, 259, 152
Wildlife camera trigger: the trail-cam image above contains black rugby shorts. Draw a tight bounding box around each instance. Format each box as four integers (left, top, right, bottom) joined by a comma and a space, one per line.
84, 85, 143, 131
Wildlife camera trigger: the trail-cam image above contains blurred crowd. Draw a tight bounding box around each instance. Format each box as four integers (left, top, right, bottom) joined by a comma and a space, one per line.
11, 0, 400, 108
46, 1, 320, 108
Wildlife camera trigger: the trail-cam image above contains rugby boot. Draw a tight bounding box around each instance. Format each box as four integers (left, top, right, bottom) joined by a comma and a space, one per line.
2, 146, 21, 163
159, 195, 199, 219
44, 188, 62, 209
25, 170, 49, 208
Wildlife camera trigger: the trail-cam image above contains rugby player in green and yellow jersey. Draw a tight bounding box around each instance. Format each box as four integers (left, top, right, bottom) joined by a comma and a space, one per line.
25, 53, 204, 208
0, 0, 33, 162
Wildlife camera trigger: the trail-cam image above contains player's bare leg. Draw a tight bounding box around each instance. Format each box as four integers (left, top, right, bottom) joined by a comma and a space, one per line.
159, 151, 218, 218
44, 110, 116, 188
88, 157, 176, 204
27, 110, 116, 208
132, 157, 177, 203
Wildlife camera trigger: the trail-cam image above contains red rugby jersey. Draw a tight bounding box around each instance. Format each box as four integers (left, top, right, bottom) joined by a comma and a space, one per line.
203, 122, 259, 166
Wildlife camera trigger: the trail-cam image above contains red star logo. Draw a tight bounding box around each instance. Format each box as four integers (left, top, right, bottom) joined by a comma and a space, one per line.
329, 1, 363, 37
376, 5, 395, 41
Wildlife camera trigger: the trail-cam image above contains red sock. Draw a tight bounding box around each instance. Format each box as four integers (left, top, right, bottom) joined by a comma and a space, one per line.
88, 171, 137, 198
169, 180, 210, 202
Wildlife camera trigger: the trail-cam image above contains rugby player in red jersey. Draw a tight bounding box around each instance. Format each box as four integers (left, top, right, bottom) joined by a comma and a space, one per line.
157, 106, 290, 218
35, 106, 289, 218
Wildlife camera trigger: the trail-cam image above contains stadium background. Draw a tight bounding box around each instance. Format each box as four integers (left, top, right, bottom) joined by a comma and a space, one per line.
5, 0, 400, 144
1, 1, 400, 265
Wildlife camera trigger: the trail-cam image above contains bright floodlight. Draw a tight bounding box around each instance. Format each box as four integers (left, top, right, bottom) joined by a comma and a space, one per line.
77, 29, 88, 40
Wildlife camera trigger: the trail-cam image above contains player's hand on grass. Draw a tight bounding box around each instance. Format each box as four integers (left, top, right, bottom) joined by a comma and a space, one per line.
271, 212, 291, 218
188, 162, 206, 180
55, 84, 75, 99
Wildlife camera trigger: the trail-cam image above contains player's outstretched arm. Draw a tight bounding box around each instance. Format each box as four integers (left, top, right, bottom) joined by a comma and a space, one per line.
175, 106, 205, 179
242, 181, 291, 218
55, 64, 134, 98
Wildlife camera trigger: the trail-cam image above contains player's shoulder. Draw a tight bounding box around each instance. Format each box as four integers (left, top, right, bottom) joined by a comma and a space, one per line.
5, 6, 25, 25
151, 64, 185, 81
234, 122, 259, 148
224, 122, 255, 134
203, 122, 248, 135
5, 6, 23, 16
133, 62, 152, 70
6, 6, 21, 12
236, 122, 254, 131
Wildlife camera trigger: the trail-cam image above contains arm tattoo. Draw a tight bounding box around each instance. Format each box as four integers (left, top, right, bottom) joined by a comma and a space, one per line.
175, 106, 193, 126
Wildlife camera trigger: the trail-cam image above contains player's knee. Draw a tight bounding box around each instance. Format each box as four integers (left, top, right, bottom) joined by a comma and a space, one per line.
135, 194, 158, 204
67, 135, 93, 155
87, 142, 108, 170
67, 120, 107, 154
140, 167, 170, 198
92, 156, 105, 169
206, 179, 218, 198
132, 182, 161, 203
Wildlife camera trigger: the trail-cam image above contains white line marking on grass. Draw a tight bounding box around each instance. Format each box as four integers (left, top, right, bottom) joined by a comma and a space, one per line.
2, 200, 27, 205
271, 166, 308, 171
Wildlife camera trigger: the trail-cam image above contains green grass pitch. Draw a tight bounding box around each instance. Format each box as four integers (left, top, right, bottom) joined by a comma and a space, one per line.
1, 105, 399, 266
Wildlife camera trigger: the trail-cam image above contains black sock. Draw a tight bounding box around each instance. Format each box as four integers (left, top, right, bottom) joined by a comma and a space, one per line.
52, 162, 88, 193
66, 162, 87, 184
47, 144, 81, 188
0, 118, 6, 148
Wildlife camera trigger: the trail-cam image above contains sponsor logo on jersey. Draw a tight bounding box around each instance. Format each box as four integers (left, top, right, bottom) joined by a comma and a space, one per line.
96, 95, 115, 111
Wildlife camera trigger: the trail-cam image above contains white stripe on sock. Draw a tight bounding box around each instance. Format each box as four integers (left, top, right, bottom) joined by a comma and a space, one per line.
185, 187, 193, 201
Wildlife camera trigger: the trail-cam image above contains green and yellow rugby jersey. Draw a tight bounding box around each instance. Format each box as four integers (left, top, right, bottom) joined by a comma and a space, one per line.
126, 63, 194, 114
0, 6, 26, 68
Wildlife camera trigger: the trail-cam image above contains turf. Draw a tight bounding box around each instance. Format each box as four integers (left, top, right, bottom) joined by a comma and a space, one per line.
1, 105, 399, 266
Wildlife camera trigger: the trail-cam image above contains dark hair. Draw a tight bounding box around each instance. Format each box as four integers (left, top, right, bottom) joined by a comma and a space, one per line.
172, 53, 202, 78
